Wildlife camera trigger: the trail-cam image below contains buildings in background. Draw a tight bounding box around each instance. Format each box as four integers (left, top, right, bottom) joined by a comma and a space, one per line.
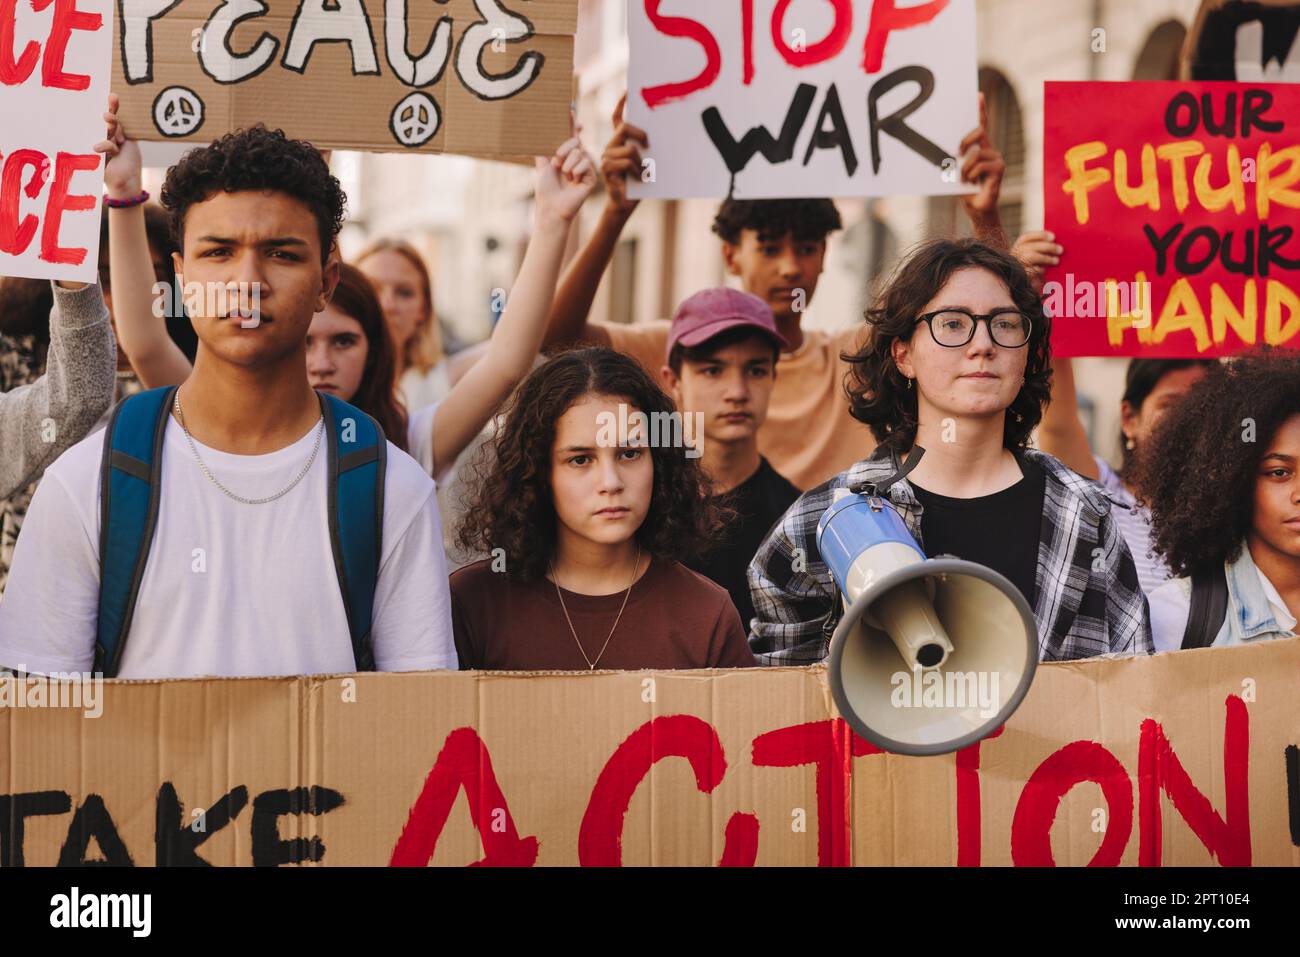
336, 0, 1202, 463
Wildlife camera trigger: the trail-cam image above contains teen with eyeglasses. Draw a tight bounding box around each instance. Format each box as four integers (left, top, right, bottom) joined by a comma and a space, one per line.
747, 239, 1153, 665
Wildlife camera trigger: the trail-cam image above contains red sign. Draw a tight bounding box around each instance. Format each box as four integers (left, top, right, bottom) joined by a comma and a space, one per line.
1043, 80, 1300, 358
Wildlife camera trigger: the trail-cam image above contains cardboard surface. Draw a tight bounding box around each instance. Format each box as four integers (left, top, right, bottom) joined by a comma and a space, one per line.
626, 0, 979, 200
111, 0, 577, 159
2, 637, 1298, 866
0, 0, 112, 283
1043, 80, 1300, 358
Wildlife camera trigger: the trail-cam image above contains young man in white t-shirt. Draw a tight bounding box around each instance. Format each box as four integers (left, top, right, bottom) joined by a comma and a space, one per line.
0, 126, 456, 679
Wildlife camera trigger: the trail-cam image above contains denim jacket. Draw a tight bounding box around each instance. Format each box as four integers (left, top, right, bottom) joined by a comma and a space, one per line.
1150, 545, 1297, 651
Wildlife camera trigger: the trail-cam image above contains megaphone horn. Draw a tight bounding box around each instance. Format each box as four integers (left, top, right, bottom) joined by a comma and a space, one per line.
816, 478, 1038, 757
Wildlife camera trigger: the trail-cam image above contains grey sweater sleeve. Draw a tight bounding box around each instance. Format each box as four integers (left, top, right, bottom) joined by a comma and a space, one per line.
0, 282, 116, 499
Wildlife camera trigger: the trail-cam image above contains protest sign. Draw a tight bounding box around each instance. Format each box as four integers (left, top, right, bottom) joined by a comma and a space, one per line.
0, 0, 111, 283
1043, 80, 1300, 358
626, 0, 979, 200
111, 0, 577, 160
2, 637, 1298, 866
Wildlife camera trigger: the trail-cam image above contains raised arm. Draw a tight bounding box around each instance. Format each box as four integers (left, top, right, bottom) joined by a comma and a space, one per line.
0, 282, 116, 498
959, 92, 1009, 249
541, 93, 646, 351
96, 93, 192, 388
427, 131, 597, 473
1014, 230, 1098, 480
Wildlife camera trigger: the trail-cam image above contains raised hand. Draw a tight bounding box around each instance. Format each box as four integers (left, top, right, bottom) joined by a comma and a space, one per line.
600, 93, 648, 216
1013, 230, 1063, 295
93, 93, 143, 201
534, 110, 597, 228
959, 92, 1006, 216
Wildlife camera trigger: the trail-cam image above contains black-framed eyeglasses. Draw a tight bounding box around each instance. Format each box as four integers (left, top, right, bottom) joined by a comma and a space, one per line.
916, 308, 1032, 348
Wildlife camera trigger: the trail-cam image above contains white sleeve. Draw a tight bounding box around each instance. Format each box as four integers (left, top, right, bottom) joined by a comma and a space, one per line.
405, 402, 438, 477
369, 483, 457, 671
0, 470, 99, 673
1147, 578, 1192, 654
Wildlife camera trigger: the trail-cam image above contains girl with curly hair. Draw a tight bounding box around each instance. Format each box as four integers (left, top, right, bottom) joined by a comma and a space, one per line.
749, 238, 1152, 664
1137, 353, 1300, 652
451, 348, 756, 670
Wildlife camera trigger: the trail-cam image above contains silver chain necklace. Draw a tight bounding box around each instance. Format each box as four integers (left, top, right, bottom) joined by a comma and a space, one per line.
173, 391, 324, 506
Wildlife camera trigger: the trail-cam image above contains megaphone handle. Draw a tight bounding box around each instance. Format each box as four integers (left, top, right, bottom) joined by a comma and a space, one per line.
820, 579, 843, 652
851, 445, 925, 497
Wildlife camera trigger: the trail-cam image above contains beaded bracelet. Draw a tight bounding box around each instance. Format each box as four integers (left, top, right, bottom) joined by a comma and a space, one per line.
105, 189, 149, 209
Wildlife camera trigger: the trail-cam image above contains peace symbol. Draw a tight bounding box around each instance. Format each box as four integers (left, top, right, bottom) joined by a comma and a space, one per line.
153, 87, 205, 138
390, 93, 441, 148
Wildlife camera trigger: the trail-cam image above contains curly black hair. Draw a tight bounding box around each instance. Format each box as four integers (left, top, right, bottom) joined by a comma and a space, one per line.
457, 348, 726, 582
843, 238, 1051, 454
1133, 352, 1300, 578
711, 198, 843, 245
159, 125, 345, 265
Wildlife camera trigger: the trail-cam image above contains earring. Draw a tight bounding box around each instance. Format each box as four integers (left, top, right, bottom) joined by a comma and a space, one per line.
1125, 437, 1136, 451
906, 377, 914, 390
1013, 412, 1024, 423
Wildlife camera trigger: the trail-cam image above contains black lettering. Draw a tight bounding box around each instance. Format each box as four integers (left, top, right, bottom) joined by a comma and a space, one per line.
251, 786, 344, 867
1219, 230, 1256, 276
1287, 744, 1299, 847
1242, 89, 1284, 135
155, 782, 249, 866
0, 791, 71, 867
1164, 91, 1199, 137
1174, 226, 1221, 275
57, 794, 133, 866
1260, 225, 1300, 275
1142, 223, 1184, 276
867, 65, 948, 174
802, 82, 858, 176
702, 83, 817, 175
1200, 91, 1237, 139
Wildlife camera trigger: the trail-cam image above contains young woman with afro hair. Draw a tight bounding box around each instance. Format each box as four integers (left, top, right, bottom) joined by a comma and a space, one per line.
1137, 352, 1300, 652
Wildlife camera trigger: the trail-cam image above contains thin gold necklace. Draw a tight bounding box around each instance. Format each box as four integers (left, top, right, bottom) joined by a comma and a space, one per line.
551, 545, 642, 671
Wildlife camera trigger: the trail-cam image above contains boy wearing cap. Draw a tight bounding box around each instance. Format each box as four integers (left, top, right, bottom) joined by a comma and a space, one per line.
661, 288, 800, 631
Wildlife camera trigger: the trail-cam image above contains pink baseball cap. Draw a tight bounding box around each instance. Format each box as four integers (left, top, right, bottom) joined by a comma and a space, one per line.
665, 288, 789, 362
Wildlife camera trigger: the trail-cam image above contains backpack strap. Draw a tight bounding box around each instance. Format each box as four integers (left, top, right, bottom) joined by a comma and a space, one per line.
94, 385, 178, 677
1181, 566, 1229, 650
320, 393, 386, 671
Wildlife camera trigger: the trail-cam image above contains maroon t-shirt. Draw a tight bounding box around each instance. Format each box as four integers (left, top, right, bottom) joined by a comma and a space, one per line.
450, 557, 755, 670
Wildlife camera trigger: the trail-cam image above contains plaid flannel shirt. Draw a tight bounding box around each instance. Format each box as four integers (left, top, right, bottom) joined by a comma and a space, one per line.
746, 445, 1153, 665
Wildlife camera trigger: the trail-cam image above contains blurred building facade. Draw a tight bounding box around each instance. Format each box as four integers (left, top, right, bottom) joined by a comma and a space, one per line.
337, 0, 1204, 463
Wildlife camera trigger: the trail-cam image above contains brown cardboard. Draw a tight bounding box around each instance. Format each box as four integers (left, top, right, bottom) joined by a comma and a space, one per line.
2, 637, 1298, 866
111, 0, 577, 159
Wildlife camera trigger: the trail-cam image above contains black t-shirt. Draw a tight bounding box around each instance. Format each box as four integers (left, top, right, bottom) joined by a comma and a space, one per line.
686, 457, 801, 631
909, 455, 1046, 606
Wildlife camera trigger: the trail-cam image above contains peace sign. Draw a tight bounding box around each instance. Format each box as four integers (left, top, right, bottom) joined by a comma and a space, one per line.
153, 87, 205, 138
390, 93, 441, 148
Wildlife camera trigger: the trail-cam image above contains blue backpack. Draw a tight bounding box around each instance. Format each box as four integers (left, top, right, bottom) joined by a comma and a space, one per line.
93, 385, 386, 677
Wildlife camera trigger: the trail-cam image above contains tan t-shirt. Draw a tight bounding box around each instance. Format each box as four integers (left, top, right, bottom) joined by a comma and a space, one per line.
604, 320, 875, 490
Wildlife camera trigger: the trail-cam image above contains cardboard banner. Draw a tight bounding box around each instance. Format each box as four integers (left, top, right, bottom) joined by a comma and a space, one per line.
1043, 80, 1300, 358
2, 637, 1298, 866
626, 0, 978, 200
110, 0, 577, 159
0, 0, 112, 283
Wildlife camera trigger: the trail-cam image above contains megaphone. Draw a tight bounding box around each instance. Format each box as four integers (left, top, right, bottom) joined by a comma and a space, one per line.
817, 483, 1038, 756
